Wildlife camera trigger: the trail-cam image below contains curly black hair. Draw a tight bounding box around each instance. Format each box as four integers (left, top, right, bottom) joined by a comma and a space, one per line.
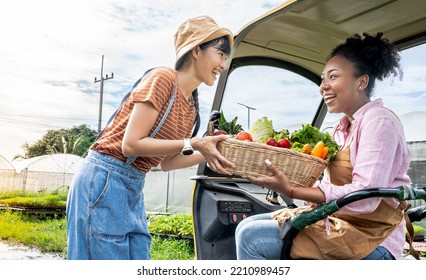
328, 32, 403, 97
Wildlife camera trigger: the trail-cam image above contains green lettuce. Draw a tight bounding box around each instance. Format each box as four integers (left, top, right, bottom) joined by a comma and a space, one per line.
290, 124, 340, 159
248, 117, 275, 143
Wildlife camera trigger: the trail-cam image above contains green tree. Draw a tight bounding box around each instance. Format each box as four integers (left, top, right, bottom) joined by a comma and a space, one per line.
15, 124, 97, 159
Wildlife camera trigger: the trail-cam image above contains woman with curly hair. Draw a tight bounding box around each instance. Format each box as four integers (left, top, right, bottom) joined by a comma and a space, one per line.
236, 32, 411, 260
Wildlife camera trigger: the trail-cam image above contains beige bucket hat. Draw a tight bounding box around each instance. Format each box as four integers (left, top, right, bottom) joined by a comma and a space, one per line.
174, 15, 233, 67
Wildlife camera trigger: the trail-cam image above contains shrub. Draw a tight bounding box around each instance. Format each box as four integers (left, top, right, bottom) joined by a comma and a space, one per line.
148, 213, 193, 237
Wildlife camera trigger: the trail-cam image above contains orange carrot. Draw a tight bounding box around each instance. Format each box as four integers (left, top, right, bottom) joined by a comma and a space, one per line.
310, 141, 324, 158
303, 143, 311, 154
321, 146, 329, 159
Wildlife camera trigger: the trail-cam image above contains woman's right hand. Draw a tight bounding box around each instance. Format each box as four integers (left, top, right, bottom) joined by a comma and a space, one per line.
192, 135, 235, 175
247, 160, 326, 204
246, 159, 292, 197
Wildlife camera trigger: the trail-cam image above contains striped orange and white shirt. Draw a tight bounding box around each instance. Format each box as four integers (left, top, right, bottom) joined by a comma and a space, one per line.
92, 67, 196, 173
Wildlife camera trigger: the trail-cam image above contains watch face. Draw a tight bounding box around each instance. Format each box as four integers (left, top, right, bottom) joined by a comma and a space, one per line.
182, 148, 194, 156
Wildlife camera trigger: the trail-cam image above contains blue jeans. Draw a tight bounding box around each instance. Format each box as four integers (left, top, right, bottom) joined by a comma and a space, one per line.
66, 150, 150, 260
235, 213, 395, 260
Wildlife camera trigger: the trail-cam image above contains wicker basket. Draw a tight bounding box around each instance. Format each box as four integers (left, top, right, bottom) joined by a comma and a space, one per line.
217, 138, 328, 188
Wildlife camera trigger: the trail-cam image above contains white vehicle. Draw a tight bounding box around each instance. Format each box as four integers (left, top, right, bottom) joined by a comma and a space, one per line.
192, 0, 426, 260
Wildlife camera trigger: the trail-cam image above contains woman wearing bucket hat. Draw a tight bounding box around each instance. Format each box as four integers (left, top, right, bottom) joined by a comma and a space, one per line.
66, 15, 234, 260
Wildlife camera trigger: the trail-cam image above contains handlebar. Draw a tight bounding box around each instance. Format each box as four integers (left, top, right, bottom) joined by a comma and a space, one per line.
279, 185, 426, 259
279, 185, 426, 237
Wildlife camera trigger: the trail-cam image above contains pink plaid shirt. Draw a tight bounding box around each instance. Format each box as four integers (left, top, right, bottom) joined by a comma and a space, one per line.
318, 98, 411, 259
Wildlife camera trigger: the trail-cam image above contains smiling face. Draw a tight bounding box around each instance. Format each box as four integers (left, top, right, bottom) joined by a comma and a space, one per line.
193, 46, 228, 86
320, 55, 370, 119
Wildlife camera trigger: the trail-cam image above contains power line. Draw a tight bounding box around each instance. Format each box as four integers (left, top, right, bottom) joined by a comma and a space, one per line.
0, 113, 96, 122
94, 55, 114, 133
0, 116, 65, 129
0, 115, 98, 131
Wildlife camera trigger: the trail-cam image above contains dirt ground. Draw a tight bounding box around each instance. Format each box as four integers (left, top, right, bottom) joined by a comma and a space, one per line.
0, 240, 422, 260
0, 240, 64, 260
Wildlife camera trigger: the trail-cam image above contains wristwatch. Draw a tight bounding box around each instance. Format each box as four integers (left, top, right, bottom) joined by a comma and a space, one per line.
181, 138, 194, 156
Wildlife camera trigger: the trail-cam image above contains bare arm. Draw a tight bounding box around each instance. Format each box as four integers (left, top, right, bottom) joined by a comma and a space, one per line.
122, 102, 234, 174
246, 160, 326, 204
122, 102, 185, 157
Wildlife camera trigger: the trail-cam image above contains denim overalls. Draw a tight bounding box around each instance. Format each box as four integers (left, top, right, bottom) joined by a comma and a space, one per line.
66, 82, 176, 260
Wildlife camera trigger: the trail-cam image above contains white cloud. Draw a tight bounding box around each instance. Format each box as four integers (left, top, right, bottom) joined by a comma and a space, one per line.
1, 0, 425, 162
0, 0, 282, 161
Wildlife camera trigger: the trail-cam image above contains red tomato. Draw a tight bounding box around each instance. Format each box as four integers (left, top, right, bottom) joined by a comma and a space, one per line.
213, 130, 228, 136
266, 138, 278, 146
235, 131, 253, 142
277, 138, 291, 149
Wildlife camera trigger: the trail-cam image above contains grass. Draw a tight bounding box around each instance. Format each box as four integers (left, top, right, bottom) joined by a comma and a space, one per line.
0, 190, 195, 260
0, 189, 67, 208
148, 213, 195, 260
3, 190, 423, 260
150, 235, 194, 260
0, 210, 67, 257
0, 210, 195, 260
147, 213, 193, 236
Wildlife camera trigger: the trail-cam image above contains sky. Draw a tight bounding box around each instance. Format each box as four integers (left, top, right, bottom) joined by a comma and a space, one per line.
1, 0, 425, 163
0, 0, 283, 161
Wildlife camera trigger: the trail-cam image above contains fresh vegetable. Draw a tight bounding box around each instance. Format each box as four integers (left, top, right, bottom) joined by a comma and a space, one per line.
302, 143, 311, 154
321, 147, 329, 159
266, 138, 278, 146
273, 129, 290, 141
310, 141, 325, 158
213, 130, 228, 136
248, 117, 275, 143
290, 124, 339, 159
277, 138, 291, 149
225, 114, 339, 159
217, 111, 243, 135
235, 131, 253, 142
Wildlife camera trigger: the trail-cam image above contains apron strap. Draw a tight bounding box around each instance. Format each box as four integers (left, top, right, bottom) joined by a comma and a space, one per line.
402, 202, 421, 260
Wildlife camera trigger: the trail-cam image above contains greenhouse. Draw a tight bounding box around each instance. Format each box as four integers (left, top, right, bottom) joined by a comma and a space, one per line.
407, 141, 426, 207
0, 155, 15, 191
0, 154, 84, 193
0, 153, 195, 213
2, 147, 425, 214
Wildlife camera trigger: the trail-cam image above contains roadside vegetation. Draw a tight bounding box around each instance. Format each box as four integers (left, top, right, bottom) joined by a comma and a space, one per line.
14, 124, 97, 160
1, 190, 424, 259
0, 190, 195, 260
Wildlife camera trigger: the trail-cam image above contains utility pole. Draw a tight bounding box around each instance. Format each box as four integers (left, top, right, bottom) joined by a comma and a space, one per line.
94, 55, 114, 133
237, 102, 257, 130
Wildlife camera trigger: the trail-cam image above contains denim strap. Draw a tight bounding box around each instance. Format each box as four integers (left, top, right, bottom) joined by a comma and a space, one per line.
96, 68, 157, 141
125, 78, 177, 165
93, 67, 178, 166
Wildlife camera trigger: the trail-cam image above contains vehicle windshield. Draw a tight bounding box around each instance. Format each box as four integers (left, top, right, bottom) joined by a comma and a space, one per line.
220, 65, 320, 133
215, 43, 426, 190
213, 44, 426, 140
